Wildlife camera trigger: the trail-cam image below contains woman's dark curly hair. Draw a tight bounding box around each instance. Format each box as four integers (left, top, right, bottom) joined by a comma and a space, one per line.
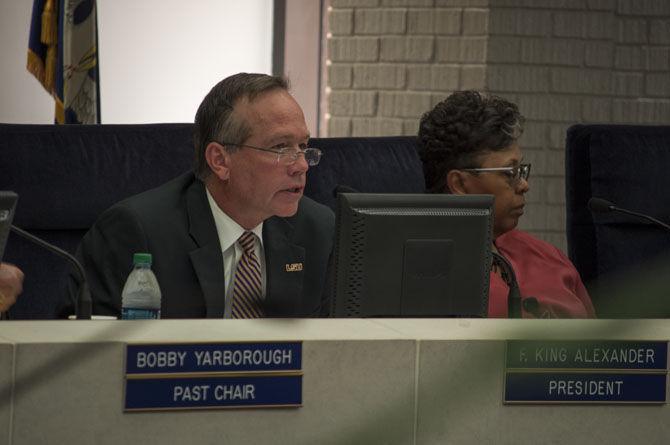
418, 90, 525, 193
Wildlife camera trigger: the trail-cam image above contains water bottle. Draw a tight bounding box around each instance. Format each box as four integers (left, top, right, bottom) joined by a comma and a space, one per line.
121, 253, 162, 319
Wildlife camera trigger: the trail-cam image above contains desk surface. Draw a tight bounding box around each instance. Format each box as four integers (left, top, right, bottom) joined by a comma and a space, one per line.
1, 319, 669, 445
1, 318, 668, 343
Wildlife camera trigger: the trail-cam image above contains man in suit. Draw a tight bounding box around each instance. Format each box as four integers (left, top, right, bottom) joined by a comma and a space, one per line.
66, 73, 334, 318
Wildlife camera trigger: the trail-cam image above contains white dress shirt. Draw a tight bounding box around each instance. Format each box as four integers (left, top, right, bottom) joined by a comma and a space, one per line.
206, 189, 266, 318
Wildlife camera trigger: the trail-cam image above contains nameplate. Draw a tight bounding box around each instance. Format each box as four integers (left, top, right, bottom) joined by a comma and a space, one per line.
126, 342, 301, 374
505, 372, 667, 404
124, 342, 302, 411
125, 374, 302, 411
504, 341, 668, 404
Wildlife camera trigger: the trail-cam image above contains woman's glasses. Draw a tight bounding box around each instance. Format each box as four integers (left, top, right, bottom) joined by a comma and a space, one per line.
462, 163, 531, 186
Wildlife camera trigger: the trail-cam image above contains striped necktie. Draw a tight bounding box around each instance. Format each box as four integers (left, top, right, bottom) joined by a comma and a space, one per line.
231, 231, 264, 318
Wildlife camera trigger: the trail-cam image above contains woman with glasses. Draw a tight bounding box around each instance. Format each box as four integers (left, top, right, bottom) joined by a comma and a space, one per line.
418, 91, 595, 318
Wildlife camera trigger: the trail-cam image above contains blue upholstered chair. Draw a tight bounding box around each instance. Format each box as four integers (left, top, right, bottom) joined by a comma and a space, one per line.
565, 124, 670, 318
0, 124, 424, 318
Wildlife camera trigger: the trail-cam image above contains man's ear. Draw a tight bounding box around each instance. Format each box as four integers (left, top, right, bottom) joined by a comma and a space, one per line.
205, 142, 231, 181
446, 169, 469, 195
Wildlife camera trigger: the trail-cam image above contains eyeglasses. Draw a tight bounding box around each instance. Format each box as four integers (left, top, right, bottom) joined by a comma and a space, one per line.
462, 163, 531, 185
217, 141, 322, 166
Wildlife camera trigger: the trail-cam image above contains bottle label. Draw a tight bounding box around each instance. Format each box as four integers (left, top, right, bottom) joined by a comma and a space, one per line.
122, 308, 160, 320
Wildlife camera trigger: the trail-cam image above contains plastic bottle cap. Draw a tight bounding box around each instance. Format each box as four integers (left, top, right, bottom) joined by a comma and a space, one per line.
133, 253, 152, 265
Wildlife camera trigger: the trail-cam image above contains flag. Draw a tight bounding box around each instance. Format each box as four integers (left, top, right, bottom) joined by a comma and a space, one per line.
27, 0, 100, 124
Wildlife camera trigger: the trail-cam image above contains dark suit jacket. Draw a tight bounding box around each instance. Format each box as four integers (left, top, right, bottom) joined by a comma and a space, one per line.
63, 172, 335, 318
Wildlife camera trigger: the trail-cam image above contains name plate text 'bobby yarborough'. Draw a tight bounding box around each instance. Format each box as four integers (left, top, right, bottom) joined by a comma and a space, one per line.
125, 342, 302, 411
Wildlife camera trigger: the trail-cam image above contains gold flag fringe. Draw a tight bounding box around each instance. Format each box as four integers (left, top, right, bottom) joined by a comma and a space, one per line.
55, 97, 65, 124
44, 46, 56, 91
27, 0, 59, 95
26, 49, 53, 95
40, 0, 58, 45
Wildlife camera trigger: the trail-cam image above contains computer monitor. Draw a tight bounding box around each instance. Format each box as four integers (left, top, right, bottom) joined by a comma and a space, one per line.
0, 191, 18, 262
331, 193, 494, 317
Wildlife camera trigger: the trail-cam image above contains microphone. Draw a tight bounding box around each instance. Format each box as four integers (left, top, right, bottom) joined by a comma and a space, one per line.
588, 197, 670, 232
522, 296, 544, 318
587, 197, 615, 213
10, 225, 92, 319
491, 251, 522, 318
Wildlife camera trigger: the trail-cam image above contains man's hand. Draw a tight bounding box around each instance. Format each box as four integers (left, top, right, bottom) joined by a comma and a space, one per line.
0, 262, 24, 312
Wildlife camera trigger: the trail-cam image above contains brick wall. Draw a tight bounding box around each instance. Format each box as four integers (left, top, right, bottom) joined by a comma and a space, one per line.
324, 0, 670, 251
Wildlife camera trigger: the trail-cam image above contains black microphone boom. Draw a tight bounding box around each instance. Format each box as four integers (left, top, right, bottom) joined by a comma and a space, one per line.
588, 197, 670, 232
10, 225, 92, 319
491, 251, 522, 318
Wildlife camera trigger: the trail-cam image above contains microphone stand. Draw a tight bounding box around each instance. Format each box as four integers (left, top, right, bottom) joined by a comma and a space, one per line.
491, 251, 522, 318
608, 207, 670, 231
10, 225, 91, 319
588, 197, 670, 232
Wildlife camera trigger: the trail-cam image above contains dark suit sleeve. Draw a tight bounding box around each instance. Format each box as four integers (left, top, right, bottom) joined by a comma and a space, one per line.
60, 204, 149, 318
284, 197, 335, 318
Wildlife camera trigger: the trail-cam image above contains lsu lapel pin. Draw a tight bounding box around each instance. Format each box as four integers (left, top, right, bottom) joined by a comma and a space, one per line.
285, 263, 303, 272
